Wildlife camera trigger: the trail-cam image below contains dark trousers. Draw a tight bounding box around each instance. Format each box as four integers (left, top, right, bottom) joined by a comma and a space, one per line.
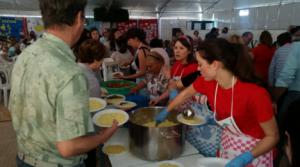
274, 91, 300, 167
16, 155, 86, 167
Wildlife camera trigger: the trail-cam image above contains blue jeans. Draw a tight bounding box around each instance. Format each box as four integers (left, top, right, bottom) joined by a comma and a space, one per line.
16, 155, 86, 167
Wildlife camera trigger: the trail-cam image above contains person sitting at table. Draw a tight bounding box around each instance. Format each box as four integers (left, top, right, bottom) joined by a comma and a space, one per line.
130, 50, 170, 106
77, 39, 106, 97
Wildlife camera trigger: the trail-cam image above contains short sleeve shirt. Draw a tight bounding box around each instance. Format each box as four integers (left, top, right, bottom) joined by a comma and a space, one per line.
78, 63, 101, 98
192, 77, 274, 139
8, 33, 94, 165
170, 61, 198, 79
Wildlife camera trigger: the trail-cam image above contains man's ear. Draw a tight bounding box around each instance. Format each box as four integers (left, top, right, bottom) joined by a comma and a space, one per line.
74, 11, 84, 25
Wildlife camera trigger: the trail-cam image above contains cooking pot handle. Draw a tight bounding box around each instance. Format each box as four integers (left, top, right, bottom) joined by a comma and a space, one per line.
160, 129, 180, 139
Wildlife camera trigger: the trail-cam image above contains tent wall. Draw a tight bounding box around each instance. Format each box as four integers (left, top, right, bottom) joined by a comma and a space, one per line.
213, 2, 300, 30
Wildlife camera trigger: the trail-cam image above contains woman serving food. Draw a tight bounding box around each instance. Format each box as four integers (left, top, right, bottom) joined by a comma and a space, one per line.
156, 38, 279, 167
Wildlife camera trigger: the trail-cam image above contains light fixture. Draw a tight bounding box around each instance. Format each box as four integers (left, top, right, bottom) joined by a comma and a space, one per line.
239, 9, 249, 17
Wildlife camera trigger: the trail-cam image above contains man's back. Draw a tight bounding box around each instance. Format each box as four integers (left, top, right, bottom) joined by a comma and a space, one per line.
9, 33, 93, 165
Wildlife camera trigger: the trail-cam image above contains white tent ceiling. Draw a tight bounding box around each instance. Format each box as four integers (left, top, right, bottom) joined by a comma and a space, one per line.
0, 0, 300, 18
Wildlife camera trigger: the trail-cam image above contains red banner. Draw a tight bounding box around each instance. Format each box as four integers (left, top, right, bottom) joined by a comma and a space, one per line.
117, 19, 158, 42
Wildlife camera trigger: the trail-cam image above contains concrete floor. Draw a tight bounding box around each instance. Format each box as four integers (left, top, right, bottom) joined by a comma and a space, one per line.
0, 103, 17, 167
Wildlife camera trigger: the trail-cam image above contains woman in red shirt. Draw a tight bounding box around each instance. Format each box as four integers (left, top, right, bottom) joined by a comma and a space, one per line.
252, 31, 276, 83
156, 38, 279, 167
153, 36, 198, 106
171, 36, 198, 80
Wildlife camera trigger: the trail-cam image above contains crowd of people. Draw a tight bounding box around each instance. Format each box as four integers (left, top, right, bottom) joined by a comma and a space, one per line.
4, 0, 300, 167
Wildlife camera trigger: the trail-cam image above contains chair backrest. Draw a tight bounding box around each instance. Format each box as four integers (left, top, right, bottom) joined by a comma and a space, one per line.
0, 67, 10, 87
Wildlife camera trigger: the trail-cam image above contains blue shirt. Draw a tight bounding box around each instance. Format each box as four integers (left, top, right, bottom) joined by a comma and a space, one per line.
276, 41, 300, 92
268, 43, 292, 86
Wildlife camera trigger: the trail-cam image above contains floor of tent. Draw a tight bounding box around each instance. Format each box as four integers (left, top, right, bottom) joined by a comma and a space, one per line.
0, 102, 17, 167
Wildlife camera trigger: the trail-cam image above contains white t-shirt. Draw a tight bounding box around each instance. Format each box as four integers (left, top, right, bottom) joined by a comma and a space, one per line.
110, 50, 133, 69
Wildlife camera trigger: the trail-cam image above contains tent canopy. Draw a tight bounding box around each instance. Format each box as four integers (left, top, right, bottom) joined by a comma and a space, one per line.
1, 0, 300, 18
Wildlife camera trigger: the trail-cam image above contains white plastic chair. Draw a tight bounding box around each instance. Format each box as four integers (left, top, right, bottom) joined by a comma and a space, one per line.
0, 67, 11, 107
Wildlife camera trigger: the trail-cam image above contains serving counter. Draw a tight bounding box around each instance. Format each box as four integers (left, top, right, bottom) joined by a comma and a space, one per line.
103, 128, 203, 167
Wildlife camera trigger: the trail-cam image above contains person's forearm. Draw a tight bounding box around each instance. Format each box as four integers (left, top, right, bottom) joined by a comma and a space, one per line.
124, 71, 145, 79
251, 135, 279, 158
56, 128, 116, 157
251, 117, 279, 157
158, 91, 169, 101
167, 86, 196, 112
134, 82, 146, 91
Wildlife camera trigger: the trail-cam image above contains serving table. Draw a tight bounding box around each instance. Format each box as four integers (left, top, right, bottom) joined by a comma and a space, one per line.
102, 128, 203, 167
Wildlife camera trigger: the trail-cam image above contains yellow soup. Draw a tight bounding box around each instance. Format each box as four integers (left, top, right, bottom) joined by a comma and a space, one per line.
179, 116, 203, 125
143, 120, 178, 127
96, 113, 126, 126
159, 163, 179, 167
89, 99, 103, 112
103, 144, 126, 154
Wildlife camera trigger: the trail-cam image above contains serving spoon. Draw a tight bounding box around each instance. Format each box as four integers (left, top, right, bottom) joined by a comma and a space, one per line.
182, 108, 195, 120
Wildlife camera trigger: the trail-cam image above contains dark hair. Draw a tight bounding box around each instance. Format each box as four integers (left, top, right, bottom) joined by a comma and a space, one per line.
290, 26, 300, 35
90, 27, 98, 33
78, 39, 106, 64
115, 35, 128, 54
150, 38, 163, 48
125, 28, 147, 44
242, 31, 253, 38
197, 38, 261, 84
109, 29, 120, 52
277, 32, 292, 47
175, 36, 196, 64
283, 98, 300, 167
39, 0, 87, 28
73, 28, 90, 58
222, 27, 229, 33
259, 31, 273, 48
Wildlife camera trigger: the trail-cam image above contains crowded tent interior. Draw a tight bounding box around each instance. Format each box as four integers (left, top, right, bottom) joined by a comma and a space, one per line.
1, 0, 300, 167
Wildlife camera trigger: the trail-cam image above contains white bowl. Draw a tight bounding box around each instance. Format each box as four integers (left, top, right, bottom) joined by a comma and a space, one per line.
105, 94, 126, 105
177, 114, 206, 126
157, 160, 184, 167
197, 157, 229, 167
92, 108, 129, 127
114, 101, 137, 110
102, 143, 127, 155
89, 97, 107, 112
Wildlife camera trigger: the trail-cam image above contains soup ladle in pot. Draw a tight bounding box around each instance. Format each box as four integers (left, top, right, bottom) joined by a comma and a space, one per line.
182, 108, 195, 120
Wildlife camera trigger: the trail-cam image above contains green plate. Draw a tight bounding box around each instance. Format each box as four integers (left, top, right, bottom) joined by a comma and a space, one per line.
101, 80, 137, 95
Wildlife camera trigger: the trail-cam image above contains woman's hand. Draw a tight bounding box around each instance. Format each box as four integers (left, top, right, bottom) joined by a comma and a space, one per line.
113, 73, 125, 79
130, 87, 139, 94
149, 98, 160, 106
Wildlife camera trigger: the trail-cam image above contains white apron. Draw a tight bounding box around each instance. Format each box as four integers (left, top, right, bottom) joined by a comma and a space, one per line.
214, 77, 273, 167
172, 65, 194, 111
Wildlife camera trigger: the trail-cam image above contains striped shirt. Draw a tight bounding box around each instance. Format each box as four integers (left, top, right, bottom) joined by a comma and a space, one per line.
268, 43, 292, 86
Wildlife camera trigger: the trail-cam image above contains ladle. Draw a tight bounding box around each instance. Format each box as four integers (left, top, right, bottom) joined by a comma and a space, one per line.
182, 108, 195, 120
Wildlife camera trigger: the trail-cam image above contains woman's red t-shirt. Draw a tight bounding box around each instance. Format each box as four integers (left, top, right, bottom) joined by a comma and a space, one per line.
171, 61, 198, 78
192, 76, 274, 139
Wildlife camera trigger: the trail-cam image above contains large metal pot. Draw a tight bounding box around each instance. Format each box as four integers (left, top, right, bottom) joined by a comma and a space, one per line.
129, 107, 185, 161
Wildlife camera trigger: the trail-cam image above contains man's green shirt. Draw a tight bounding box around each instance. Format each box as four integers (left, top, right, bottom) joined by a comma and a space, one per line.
9, 33, 94, 166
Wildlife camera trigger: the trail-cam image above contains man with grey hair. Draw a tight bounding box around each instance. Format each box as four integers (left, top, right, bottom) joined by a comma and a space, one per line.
9, 0, 118, 166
